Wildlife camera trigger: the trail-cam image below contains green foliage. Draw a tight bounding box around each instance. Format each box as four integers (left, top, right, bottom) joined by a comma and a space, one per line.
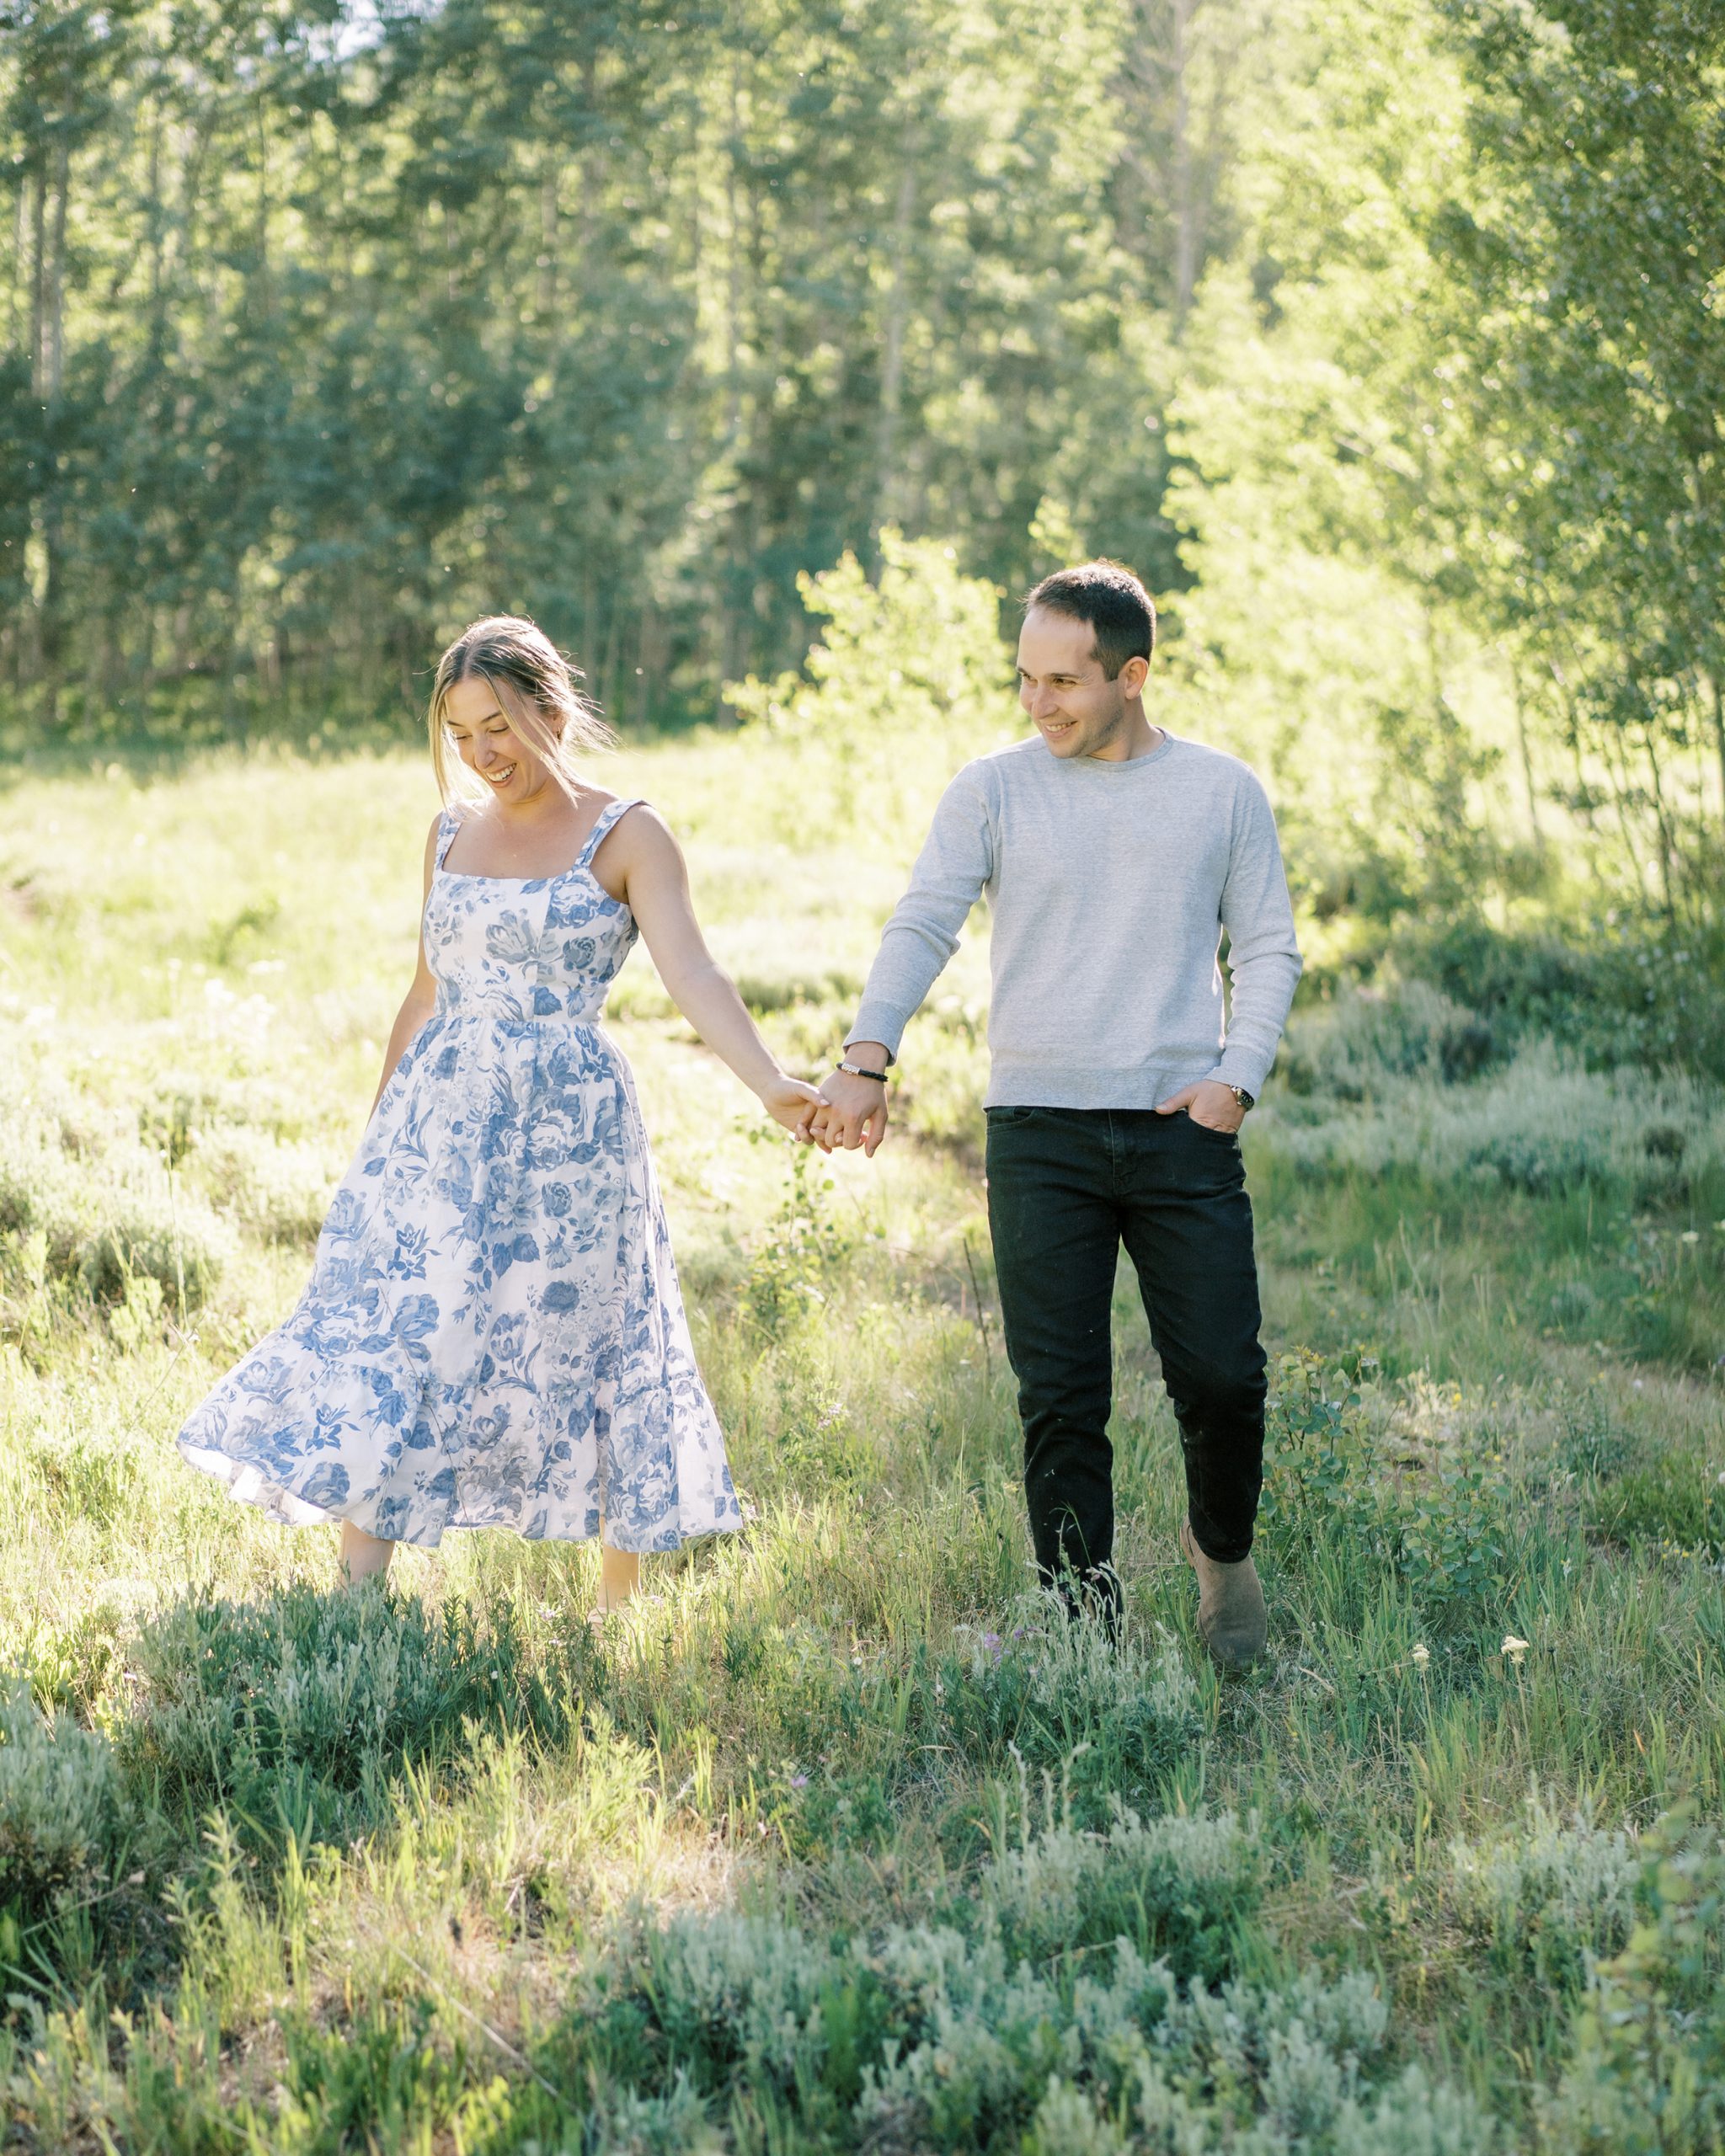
571, 1830, 1390, 2153
122, 1584, 563, 1845
743, 1143, 854, 1340
728, 531, 1016, 846
1400, 915, 1725, 1083
0, 0, 1175, 734
1543, 1808, 1725, 2153
0, 1684, 122, 1934
1449, 1793, 1642, 1993
1268, 1014, 1725, 1205
0, 1113, 228, 1323
937, 1602, 1201, 1809
0, 735, 1719, 2145
986, 1801, 1258, 1980
1260, 1351, 1524, 1619
1433, 0, 1725, 926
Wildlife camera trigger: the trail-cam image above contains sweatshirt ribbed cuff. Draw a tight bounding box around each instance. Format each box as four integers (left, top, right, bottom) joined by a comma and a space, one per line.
1208, 1049, 1275, 1099
846, 1003, 909, 1064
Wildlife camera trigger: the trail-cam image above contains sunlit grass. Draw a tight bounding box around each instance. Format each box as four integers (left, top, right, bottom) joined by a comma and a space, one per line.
0, 736, 1720, 2148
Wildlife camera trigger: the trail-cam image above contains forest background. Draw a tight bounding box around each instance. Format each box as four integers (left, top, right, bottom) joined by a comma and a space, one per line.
4, 0, 1724, 1022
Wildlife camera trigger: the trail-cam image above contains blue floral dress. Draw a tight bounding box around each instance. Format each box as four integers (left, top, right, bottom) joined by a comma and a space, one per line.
179, 798, 743, 1552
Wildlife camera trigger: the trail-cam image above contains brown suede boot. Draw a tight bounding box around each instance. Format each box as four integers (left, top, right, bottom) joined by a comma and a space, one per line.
1179, 1518, 1268, 1673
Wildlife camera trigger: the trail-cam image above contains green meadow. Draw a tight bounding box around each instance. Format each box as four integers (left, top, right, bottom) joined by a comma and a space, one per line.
0, 721, 1720, 2153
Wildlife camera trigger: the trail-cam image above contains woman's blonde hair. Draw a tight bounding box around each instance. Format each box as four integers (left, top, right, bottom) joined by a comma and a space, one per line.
427, 616, 614, 804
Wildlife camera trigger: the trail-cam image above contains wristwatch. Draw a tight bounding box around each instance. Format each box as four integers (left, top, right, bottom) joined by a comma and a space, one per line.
1227, 1085, 1255, 1112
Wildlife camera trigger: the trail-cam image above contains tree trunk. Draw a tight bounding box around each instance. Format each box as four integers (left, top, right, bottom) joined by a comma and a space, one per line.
872, 155, 918, 550
1172, 0, 1197, 325
35, 139, 72, 693
1639, 724, 1680, 924
1510, 658, 1545, 853
27, 162, 45, 396
1711, 670, 1725, 830
539, 163, 559, 322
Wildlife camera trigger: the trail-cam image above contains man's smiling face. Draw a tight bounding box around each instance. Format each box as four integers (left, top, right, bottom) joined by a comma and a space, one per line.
1015, 606, 1146, 760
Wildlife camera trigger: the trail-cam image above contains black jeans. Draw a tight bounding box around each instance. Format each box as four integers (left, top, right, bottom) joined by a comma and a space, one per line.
985, 1106, 1267, 1612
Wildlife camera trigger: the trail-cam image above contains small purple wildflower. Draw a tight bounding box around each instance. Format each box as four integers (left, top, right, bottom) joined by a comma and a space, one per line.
789, 1773, 810, 1790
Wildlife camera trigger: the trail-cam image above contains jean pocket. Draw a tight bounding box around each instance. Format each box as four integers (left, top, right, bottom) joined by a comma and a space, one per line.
986, 1105, 1040, 1128
1183, 1110, 1239, 1143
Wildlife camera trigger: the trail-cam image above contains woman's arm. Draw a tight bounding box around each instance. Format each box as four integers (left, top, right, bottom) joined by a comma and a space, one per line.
604, 808, 821, 1136
369, 816, 443, 1117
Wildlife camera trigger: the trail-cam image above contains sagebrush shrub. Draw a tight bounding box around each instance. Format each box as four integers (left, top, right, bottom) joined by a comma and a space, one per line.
646, 1911, 836, 2090
988, 1802, 1258, 1981
1264, 1039, 1725, 1201
0, 1114, 228, 1312
1279, 980, 1498, 1100
939, 1598, 1199, 1802
185, 1124, 338, 1245
1449, 1792, 1641, 1989
0, 1682, 123, 1928
596, 2070, 724, 2156
124, 1584, 561, 1838
1541, 1809, 1725, 2150
1331, 2066, 1498, 2154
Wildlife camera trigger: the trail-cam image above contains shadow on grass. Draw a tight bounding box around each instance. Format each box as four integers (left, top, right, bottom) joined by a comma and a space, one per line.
118, 1577, 579, 1855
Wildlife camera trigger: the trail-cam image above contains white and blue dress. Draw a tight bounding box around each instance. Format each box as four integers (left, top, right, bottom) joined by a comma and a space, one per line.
179, 797, 743, 1552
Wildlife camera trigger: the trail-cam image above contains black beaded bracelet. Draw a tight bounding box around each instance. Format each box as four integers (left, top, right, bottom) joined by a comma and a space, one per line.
836, 1060, 889, 1084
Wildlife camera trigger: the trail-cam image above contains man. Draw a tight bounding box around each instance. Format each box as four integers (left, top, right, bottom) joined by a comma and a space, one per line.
811, 560, 1301, 1668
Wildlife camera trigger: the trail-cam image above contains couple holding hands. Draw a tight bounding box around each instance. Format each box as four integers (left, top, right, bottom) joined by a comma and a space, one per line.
177, 560, 1300, 1668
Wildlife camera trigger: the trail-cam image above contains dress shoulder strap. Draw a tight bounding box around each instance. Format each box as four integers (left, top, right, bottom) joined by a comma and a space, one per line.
576, 796, 645, 869
434, 804, 465, 871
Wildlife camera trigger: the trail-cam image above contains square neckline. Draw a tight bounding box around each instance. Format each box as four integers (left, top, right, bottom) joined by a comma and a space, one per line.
435, 798, 638, 899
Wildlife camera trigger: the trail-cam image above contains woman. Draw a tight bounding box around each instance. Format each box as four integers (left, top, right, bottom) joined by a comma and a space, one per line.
179, 616, 820, 1613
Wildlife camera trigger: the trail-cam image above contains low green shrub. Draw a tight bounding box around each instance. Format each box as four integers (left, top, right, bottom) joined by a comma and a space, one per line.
1541, 1807, 1725, 2151
986, 1802, 1259, 1981
0, 1116, 229, 1313
122, 1584, 565, 1844
1398, 915, 1725, 1082
937, 1600, 1200, 1808
1586, 1448, 1724, 1557
1448, 1793, 1642, 1992
1259, 1353, 1525, 1620
743, 1144, 853, 1339
854, 1947, 1399, 2153
0, 1683, 124, 1934
1265, 1041, 1725, 1202
575, 1849, 1437, 2155
595, 2071, 724, 2156
1279, 979, 1501, 1099
184, 1124, 338, 1246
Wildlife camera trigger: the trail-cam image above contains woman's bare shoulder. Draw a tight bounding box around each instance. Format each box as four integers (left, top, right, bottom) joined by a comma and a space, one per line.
603, 799, 675, 854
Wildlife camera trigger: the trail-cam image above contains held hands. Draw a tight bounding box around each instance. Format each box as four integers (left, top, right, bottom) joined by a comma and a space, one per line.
801, 1065, 889, 1156
1155, 1078, 1247, 1134
761, 1073, 827, 1138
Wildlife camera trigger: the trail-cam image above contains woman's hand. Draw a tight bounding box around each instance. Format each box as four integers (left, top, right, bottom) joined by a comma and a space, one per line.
761, 1073, 825, 1139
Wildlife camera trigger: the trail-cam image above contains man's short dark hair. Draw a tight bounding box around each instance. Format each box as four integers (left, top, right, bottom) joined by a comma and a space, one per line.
1023, 560, 1156, 680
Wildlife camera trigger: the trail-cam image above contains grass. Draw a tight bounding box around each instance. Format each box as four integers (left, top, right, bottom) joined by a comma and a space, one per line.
0, 733, 1720, 2151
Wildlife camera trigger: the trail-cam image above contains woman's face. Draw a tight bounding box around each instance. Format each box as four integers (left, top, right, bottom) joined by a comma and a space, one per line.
442, 674, 558, 803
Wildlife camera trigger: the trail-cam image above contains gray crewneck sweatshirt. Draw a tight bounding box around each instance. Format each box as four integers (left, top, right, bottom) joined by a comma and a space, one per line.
846, 733, 1302, 1110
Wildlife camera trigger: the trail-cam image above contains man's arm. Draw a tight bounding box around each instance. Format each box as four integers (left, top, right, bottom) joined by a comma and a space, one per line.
1209, 771, 1303, 1098
816, 766, 995, 1151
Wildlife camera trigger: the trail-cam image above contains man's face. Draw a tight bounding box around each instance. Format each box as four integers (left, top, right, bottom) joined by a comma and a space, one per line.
1015, 606, 1143, 759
